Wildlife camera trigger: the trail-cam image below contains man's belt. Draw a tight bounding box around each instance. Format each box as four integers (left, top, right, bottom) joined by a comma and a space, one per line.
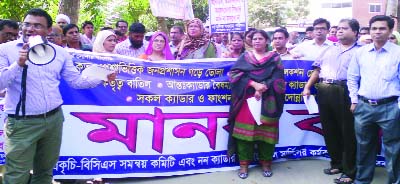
320, 78, 347, 86
7, 106, 61, 119
358, 96, 398, 106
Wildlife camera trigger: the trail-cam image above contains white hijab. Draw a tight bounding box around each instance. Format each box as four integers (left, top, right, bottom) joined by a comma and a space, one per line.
92, 30, 116, 53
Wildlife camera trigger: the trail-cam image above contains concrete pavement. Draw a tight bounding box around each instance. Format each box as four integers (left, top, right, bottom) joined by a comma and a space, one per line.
98, 159, 387, 184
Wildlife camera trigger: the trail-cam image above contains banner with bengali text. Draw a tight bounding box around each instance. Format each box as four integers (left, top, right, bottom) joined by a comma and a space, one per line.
0, 51, 385, 179
209, 0, 248, 33
149, 0, 194, 20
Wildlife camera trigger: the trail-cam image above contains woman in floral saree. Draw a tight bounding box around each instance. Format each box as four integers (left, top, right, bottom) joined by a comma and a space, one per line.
228, 30, 285, 179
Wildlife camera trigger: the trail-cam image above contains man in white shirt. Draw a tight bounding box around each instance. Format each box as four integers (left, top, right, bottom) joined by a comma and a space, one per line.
169, 26, 184, 56
80, 21, 96, 47
115, 22, 147, 58
291, 18, 333, 60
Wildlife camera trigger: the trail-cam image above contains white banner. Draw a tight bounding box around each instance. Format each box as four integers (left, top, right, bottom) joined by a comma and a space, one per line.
209, 0, 248, 33
149, 0, 194, 20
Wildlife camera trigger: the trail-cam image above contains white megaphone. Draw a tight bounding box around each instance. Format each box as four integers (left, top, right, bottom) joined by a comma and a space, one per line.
27, 35, 56, 66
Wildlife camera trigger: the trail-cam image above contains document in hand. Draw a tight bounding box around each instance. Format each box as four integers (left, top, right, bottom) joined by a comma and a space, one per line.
303, 95, 319, 114
247, 96, 262, 125
82, 64, 114, 81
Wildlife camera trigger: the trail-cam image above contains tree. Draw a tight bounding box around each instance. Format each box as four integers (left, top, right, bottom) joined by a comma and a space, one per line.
79, 0, 110, 31
0, 0, 57, 21
192, 0, 209, 22
58, 0, 81, 24
248, 0, 309, 28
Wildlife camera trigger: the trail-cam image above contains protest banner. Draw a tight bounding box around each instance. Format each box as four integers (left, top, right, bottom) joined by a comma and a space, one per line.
209, 0, 248, 33
0, 51, 385, 179
149, 0, 194, 20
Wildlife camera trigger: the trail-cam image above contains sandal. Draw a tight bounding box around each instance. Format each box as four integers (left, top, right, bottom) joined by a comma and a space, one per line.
238, 172, 248, 179
323, 167, 341, 175
238, 164, 249, 179
263, 170, 273, 177
334, 174, 354, 184
260, 160, 273, 177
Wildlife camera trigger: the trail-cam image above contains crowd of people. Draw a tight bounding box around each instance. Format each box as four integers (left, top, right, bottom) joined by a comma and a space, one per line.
0, 7, 399, 184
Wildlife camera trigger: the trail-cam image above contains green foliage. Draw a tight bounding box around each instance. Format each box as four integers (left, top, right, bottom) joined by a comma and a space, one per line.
0, 0, 58, 22
248, 0, 309, 28
192, 0, 209, 22
79, 0, 109, 32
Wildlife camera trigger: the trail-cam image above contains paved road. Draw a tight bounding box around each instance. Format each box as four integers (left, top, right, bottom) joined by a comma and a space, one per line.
84, 159, 386, 184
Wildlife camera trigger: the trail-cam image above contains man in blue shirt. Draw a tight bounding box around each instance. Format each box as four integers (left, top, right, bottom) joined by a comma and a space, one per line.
0, 9, 116, 184
347, 15, 400, 184
303, 19, 360, 184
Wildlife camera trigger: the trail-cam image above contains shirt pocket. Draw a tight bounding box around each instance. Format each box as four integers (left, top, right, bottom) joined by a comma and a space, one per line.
382, 61, 398, 81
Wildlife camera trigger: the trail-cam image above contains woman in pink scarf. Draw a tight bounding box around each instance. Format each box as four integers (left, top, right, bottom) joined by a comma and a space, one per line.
138, 31, 174, 60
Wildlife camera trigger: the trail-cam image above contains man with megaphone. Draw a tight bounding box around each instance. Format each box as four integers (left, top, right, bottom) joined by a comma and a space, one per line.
0, 8, 116, 184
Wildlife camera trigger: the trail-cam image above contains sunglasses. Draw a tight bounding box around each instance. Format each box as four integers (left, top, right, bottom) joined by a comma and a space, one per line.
390, 37, 396, 40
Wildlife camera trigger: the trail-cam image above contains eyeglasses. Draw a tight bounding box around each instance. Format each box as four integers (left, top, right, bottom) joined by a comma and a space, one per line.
22, 22, 45, 30
117, 26, 127, 29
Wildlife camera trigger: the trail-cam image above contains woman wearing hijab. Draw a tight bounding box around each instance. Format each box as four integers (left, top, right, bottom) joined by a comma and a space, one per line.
138, 31, 175, 60
227, 29, 285, 179
92, 30, 117, 53
389, 31, 400, 45
176, 18, 217, 60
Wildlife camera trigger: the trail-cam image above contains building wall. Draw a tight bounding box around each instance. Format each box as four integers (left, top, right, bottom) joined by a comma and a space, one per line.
308, 0, 353, 26
353, 0, 387, 27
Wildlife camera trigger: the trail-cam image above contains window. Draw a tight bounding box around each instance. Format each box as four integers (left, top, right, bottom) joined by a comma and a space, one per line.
369, 4, 381, 13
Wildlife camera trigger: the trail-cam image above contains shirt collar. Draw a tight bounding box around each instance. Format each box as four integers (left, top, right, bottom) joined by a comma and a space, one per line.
368, 41, 393, 52
16, 37, 25, 46
311, 39, 332, 46
333, 41, 360, 53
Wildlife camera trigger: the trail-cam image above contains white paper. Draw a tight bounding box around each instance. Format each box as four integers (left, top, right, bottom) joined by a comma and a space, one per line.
82, 64, 114, 81
247, 97, 262, 125
303, 95, 319, 114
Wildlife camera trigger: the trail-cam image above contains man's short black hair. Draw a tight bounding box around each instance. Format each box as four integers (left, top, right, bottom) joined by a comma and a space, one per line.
171, 25, 184, 34
0, 19, 19, 31
360, 27, 370, 32
274, 28, 289, 38
305, 26, 314, 32
116, 20, 128, 27
369, 15, 395, 30
63, 24, 79, 35
313, 18, 330, 30
81, 21, 94, 29
24, 8, 52, 28
129, 22, 145, 33
339, 19, 360, 37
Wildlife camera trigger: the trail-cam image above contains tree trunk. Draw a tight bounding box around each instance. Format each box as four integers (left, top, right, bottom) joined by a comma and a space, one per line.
398, 1, 400, 32
157, 17, 169, 34
58, 0, 81, 24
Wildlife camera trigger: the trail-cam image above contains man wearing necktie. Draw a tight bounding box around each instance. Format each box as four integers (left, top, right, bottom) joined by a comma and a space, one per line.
0, 9, 116, 184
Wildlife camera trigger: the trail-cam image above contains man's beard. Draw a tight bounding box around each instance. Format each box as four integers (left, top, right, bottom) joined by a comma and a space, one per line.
129, 38, 143, 49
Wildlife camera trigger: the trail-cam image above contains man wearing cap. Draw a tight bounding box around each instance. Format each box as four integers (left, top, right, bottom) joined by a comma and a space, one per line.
115, 22, 147, 58
55, 14, 70, 28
